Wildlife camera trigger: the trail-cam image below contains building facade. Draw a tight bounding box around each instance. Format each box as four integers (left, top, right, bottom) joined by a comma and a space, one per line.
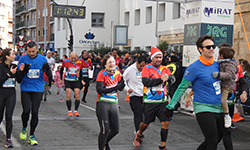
0, 0, 13, 49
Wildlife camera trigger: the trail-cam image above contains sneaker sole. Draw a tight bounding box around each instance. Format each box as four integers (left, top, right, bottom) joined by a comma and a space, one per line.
132, 141, 139, 147
5, 145, 13, 148
28, 141, 38, 146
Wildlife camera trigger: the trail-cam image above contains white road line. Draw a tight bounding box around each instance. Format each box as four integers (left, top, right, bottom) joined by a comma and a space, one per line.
80, 103, 96, 111
0, 123, 21, 147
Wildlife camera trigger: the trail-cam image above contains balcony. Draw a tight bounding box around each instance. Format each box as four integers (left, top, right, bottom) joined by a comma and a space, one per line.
16, 5, 27, 15
49, 17, 54, 24
50, 33, 54, 41
15, 21, 27, 30
8, 27, 13, 33
8, 38, 12, 42
27, 1, 36, 11
27, 20, 36, 28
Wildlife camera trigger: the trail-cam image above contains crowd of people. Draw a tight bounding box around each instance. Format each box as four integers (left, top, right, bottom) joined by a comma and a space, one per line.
0, 35, 250, 150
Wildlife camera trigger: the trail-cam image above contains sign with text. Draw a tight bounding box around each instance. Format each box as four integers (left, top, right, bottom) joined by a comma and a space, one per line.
185, 1, 201, 24
53, 4, 86, 19
184, 23, 200, 45
114, 25, 128, 45
201, 1, 234, 25
200, 23, 233, 46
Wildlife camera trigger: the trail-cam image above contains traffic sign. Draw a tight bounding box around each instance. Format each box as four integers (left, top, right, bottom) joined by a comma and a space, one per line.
26, 39, 32, 44
18, 35, 24, 40
18, 40, 25, 47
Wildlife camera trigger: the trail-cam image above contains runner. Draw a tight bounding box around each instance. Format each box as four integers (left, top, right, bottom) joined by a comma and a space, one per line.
45, 50, 55, 95
95, 54, 125, 150
0, 48, 26, 148
123, 56, 147, 133
18, 41, 52, 145
166, 35, 224, 150
60, 52, 84, 117
133, 47, 175, 150
78, 50, 93, 103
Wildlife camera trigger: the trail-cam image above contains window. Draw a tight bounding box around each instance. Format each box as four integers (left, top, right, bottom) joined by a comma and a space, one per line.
159, 3, 165, 21
146, 6, 152, 24
33, 12, 36, 20
42, 27, 47, 36
124, 12, 129, 26
145, 46, 151, 52
38, 9, 40, 18
92, 13, 104, 27
42, 7, 48, 17
135, 9, 140, 26
173, 3, 180, 19
38, 28, 40, 37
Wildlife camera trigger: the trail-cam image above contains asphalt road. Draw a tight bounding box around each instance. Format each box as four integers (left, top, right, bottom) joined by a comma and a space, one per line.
0, 82, 250, 150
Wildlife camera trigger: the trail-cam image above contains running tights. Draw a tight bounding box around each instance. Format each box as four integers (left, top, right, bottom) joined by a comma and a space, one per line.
0, 88, 16, 139
21, 91, 42, 135
96, 102, 119, 150
196, 112, 223, 150
82, 77, 90, 101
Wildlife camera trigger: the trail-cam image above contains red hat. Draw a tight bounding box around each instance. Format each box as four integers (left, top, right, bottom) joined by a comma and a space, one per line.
151, 47, 162, 59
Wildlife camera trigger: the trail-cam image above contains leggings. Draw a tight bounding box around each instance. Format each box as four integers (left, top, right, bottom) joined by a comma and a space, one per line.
196, 112, 224, 150
129, 96, 143, 131
81, 77, 90, 101
21, 91, 42, 135
0, 88, 16, 139
58, 87, 65, 100
96, 102, 119, 150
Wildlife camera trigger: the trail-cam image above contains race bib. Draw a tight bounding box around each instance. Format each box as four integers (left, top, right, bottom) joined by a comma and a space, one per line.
68, 68, 77, 75
213, 81, 221, 95
152, 83, 164, 91
82, 68, 89, 77
27, 69, 40, 78
136, 71, 142, 79
3, 78, 15, 87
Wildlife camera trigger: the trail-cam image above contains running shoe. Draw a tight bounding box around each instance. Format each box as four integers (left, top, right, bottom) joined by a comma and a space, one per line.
57, 90, 59, 95
5, 139, 13, 148
19, 127, 27, 140
28, 135, 38, 145
104, 143, 110, 150
74, 111, 80, 117
60, 99, 64, 103
81, 99, 87, 103
158, 146, 168, 150
133, 131, 143, 147
224, 115, 232, 128
68, 111, 73, 117
231, 123, 237, 129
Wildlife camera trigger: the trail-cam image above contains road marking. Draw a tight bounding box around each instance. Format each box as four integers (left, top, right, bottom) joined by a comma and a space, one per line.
0, 123, 21, 147
80, 103, 96, 111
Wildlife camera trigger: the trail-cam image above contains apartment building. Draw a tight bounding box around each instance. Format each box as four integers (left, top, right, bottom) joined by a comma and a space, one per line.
0, 0, 13, 49
14, 0, 54, 51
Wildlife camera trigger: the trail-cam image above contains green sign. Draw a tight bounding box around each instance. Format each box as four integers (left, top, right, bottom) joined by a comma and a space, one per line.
184, 23, 200, 45
53, 4, 86, 19
201, 23, 233, 46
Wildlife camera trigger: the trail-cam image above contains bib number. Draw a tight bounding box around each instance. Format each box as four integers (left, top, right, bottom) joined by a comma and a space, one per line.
27, 69, 40, 78
68, 68, 77, 75
136, 71, 142, 79
213, 81, 221, 95
3, 78, 15, 87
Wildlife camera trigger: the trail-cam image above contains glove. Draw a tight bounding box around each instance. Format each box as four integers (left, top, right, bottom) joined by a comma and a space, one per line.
116, 82, 125, 91
165, 108, 173, 118
41, 62, 50, 71
168, 75, 176, 85
23, 63, 31, 73
212, 72, 220, 79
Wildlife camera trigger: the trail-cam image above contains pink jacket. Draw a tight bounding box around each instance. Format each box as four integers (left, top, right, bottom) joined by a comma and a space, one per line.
54, 71, 65, 87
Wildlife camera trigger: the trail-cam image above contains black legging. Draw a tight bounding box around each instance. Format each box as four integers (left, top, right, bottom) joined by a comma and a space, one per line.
81, 77, 90, 101
129, 96, 143, 131
96, 101, 119, 150
21, 91, 42, 135
196, 112, 224, 150
0, 88, 16, 139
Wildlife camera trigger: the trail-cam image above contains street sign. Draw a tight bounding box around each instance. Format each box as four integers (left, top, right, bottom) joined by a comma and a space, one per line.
18, 41, 25, 47
52, 4, 86, 19
26, 39, 32, 44
18, 35, 24, 40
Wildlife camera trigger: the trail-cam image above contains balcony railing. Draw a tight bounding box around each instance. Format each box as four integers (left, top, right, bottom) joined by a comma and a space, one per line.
27, 1, 36, 11
28, 20, 36, 27
16, 5, 27, 14
50, 33, 54, 41
16, 21, 27, 29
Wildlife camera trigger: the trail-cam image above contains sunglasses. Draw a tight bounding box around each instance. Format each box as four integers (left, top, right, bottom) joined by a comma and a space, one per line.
202, 45, 216, 49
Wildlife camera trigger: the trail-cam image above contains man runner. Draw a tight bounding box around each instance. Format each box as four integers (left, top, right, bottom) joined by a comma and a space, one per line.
18, 41, 51, 145
60, 52, 84, 117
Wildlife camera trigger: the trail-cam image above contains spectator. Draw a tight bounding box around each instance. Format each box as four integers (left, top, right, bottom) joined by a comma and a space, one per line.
54, 51, 60, 63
